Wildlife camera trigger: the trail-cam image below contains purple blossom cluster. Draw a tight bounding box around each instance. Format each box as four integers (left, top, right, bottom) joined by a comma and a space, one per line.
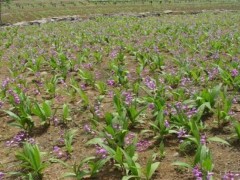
125, 132, 135, 145
122, 91, 133, 105
136, 140, 151, 152
148, 103, 155, 110
192, 165, 213, 180
180, 77, 192, 86
2, 78, 10, 89
96, 145, 108, 158
177, 129, 188, 142
8, 89, 20, 104
223, 171, 239, 180
124, 133, 151, 151
0, 172, 4, 180
200, 134, 207, 145
53, 146, 66, 158
192, 165, 203, 180
109, 49, 119, 58
6, 131, 35, 147
231, 69, 239, 77
52, 117, 59, 126
94, 101, 102, 117
81, 83, 87, 90
83, 124, 95, 135
172, 102, 197, 118
208, 68, 219, 81
144, 76, 156, 90
164, 120, 170, 128
107, 79, 115, 86
82, 63, 93, 70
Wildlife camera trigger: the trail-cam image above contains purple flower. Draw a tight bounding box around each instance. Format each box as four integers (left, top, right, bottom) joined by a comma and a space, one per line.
186, 108, 198, 118
223, 171, 236, 180
6, 131, 34, 147
83, 124, 91, 133
181, 77, 191, 86
96, 146, 108, 158
136, 140, 151, 152
125, 132, 135, 145
52, 117, 59, 126
109, 50, 118, 58
177, 129, 188, 142
81, 83, 87, 90
207, 172, 214, 180
148, 103, 155, 110
13, 93, 21, 104
192, 165, 202, 180
164, 120, 170, 128
53, 146, 65, 158
231, 69, 239, 77
0, 172, 4, 180
200, 134, 207, 145
33, 89, 40, 95
2, 78, 10, 89
144, 77, 156, 90
107, 79, 115, 86
94, 101, 102, 117
122, 91, 133, 105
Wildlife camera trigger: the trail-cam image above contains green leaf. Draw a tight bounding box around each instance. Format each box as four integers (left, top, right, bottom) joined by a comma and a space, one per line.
172, 161, 192, 168
146, 161, 160, 180
207, 137, 230, 146
42, 101, 52, 117
4, 110, 21, 121
86, 138, 104, 145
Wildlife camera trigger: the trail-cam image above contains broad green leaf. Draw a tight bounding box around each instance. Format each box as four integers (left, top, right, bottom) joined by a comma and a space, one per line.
207, 137, 230, 146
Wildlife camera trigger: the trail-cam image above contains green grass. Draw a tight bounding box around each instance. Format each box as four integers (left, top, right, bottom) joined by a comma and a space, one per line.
1, 0, 240, 23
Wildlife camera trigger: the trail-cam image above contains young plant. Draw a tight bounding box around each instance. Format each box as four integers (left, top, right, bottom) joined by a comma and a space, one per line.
111, 63, 129, 86
95, 81, 107, 95
125, 104, 146, 127
64, 129, 77, 154
142, 156, 160, 180
15, 143, 47, 179
32, 100, 53, 126
149, 55, 165, 72
88, 158, 109, 177
144, 110, 175, 141
233, 121, 240, 140
53, 156, 95, 180
4, 88, 34, 131
62, 103, 72, 123
45, 75, 59, 98
214, 90, 232, 127
194, 84, 222, 116
78, 69, 95, 86
173, 145, 214, 180
71, 85, 89, 108
102, 113, 129, 150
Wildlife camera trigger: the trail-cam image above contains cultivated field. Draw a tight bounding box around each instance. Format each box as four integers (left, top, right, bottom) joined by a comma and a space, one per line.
1, 0, 240, 23
0, 1, 240, 180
